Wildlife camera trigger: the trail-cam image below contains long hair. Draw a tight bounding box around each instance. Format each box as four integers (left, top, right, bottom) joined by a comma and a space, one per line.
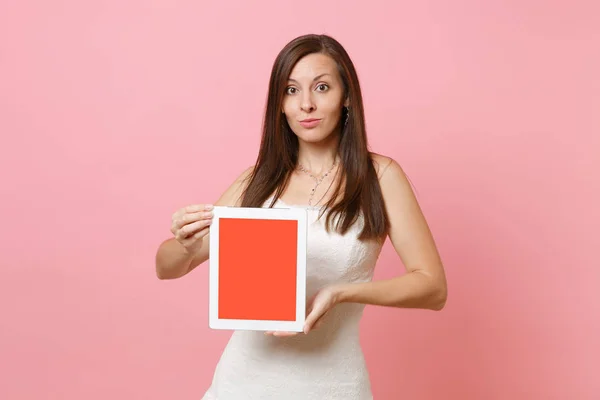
240, 33, 390, 242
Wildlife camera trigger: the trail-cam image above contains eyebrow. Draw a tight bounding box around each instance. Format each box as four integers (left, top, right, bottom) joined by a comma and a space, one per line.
287, 73, 332, 83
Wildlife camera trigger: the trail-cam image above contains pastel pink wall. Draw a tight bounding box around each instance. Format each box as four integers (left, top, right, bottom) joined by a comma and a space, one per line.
1, 1, 598, 399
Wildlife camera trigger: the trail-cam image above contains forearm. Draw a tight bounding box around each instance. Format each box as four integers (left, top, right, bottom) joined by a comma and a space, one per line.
335, 270, 447, 311
155, 238, 204, 279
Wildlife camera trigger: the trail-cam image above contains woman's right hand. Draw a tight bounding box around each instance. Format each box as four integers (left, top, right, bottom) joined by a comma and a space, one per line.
170, 204, 214, 256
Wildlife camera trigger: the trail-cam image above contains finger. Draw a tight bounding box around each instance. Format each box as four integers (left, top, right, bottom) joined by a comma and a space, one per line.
172, 205, 198, 221
192, 227, 210, 239
180, 226, 210, 245
263, 331, 298, 337
304, 294, 318, 314
176, 219, 212, 240
174, 210, 213, 230
177, 220, 211, 240
303, 309, 324, 334
187, 204, 213, 213
273, 331, 299, 337
174, 211, 213, 233
172, 205, 213, 227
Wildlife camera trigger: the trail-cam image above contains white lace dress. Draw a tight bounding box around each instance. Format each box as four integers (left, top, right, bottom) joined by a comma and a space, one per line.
202, 198, 384, 400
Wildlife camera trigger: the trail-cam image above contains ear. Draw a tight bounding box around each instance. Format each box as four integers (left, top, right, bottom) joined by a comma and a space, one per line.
344, 97, 350, 108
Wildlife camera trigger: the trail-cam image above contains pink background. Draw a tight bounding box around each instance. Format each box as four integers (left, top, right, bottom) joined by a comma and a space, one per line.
1, 1, 598, 399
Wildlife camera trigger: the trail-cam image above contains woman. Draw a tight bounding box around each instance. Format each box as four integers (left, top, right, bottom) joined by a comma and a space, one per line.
155, 33, 447, 400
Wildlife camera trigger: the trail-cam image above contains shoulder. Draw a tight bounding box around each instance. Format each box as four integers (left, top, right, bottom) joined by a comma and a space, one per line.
214, 165, 255, 207
228, 165, 255, 194
236, 165, 256, 183
369, 152, 414, 200
370, 152, 404, 181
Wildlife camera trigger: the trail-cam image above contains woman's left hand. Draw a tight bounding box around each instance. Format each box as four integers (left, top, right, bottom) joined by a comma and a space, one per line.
264, 285, 343, 337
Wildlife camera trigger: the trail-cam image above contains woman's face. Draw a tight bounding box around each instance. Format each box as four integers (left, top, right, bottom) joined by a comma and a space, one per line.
282, 53, 348, 144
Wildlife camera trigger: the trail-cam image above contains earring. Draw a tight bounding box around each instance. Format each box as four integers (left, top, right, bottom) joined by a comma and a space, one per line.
344, 107, 350, 126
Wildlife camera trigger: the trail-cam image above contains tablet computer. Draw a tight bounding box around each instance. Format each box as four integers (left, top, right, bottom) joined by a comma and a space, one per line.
208, 205, 307, 332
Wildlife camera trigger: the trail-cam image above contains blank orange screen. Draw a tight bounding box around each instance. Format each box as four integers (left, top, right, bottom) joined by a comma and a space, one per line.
218, 218, 298, 321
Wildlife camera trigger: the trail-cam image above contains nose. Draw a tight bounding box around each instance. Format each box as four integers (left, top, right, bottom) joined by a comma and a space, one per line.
300, 92, 316, 113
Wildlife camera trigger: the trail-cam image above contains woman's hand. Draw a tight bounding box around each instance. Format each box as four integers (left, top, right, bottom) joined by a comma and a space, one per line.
171, 204, 214, 256
264, 285, 343, 337
303, 285, 342, 333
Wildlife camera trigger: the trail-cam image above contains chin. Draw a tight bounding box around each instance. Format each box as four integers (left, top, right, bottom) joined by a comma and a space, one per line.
293, 127, 338, 144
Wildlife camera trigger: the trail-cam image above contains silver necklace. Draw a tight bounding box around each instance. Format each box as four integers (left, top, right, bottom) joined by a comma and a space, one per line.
297, 159, 338, 206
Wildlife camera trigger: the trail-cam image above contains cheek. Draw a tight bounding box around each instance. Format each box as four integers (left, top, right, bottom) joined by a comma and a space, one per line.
323, 103, 342, 122
282, 99, 297, 117
318, 96, 343, 116
281, 96, 299, 113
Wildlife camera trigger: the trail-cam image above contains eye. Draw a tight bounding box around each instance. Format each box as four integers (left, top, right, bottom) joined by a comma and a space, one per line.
316, 84, 329, 92
285, 86, 297, 95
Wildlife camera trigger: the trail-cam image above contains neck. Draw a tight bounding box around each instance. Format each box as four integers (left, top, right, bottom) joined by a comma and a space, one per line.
297, 134, 339, 175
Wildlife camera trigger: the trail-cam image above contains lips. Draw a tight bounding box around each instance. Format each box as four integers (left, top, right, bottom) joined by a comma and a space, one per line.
299, 118, 322, 128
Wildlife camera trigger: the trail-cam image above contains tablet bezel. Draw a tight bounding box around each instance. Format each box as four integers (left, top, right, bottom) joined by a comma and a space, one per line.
208, 205, 307, 332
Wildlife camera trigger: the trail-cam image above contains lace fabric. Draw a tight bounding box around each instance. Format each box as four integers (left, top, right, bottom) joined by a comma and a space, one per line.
201, 198, 383, 399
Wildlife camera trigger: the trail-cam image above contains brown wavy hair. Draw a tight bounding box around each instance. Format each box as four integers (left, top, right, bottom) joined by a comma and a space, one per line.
240, 33, 389, 241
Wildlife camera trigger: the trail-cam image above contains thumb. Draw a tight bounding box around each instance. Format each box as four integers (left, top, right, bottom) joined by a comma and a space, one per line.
303, 306, 323, 334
